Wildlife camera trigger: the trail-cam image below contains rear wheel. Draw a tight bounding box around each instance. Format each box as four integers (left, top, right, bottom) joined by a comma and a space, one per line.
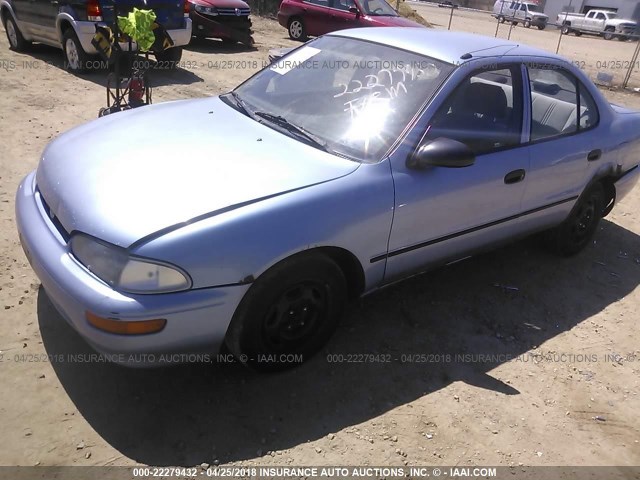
497, 15, 505, 23
537, 24, 545, 30
543, 183, 605, 256
561, 24, 571, 35
63, 29, 90, 73
225, 253, 347, 372
154, 47, 183, 68
4, 15, 30, 51
288, 17, 307, 41
523, 19, 531, 28
574, 30, 582, 36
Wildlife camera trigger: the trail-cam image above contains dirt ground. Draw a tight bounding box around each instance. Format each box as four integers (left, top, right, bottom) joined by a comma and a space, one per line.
1, 7, 640, 474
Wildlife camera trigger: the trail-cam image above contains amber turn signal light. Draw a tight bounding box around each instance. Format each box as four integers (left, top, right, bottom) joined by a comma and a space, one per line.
86, 312, 166, 335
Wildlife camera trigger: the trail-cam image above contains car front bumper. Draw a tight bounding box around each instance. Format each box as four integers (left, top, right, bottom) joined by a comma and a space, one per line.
75, 18, 193, 55
15, 171, 249, 367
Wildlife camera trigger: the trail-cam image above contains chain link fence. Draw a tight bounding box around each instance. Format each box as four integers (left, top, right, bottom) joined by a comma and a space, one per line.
407, 0, 640, 91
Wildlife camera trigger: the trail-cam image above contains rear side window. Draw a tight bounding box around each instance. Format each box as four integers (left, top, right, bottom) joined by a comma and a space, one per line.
527, 65, 599, 141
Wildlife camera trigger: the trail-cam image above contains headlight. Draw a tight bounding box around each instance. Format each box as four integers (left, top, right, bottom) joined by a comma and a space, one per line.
70, 234, 191, 294
194, 4, 218, 15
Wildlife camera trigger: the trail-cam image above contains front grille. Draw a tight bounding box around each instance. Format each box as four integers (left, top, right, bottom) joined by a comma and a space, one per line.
216, 7, 250, 15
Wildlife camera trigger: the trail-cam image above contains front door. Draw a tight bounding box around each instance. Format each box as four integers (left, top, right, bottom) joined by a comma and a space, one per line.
385, 64, 531, 281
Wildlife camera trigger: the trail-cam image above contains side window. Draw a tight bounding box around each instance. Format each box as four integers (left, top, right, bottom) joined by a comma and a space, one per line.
423, 66, 523, 155
596, 12, 606, 19
306, 0, 330, 6
528, 65, 599, 141
520, 4, 526, 11
331, 0, 355, 10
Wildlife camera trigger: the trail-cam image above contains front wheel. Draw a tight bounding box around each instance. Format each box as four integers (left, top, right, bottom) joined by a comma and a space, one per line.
4, 15, 30, 51
225, 253, 347, 372
497, 15, 505, 23
154, 47, 183, 68
603, 27, 615, 40
288, 17, 307, 41
543, 183, 605, 256
537, 24, 545, 30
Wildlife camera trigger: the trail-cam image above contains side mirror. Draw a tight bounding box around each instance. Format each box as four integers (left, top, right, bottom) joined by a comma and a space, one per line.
349, 6, 360, 16
406, 137, 475, 169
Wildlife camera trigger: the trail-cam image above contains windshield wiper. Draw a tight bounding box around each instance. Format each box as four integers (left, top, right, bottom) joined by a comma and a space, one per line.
228, 91, 259, 121
253, 111, 330, 153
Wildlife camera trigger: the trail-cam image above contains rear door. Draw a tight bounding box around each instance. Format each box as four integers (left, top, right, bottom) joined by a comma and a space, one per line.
298, 0, 333, 36
385, 63, 531, 281
28, 0, 59, 41
521, 61, 601, 231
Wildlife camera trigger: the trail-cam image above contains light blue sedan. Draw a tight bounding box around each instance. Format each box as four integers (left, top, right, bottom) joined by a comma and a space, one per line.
16, 28, 640, 370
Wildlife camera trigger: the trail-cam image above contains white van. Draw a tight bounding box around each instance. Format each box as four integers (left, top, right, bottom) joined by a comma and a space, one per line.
492, 0, 549, 29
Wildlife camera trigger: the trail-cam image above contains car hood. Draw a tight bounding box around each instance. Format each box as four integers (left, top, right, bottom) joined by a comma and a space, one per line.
364, 15, 424, 27
36, 97, 359, 247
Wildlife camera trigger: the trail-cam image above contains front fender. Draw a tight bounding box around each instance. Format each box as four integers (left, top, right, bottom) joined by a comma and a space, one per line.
131, 161, 395, 294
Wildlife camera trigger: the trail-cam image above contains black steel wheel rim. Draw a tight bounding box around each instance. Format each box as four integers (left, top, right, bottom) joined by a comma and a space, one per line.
569, 196, 596, 247
263, 281, 327, 350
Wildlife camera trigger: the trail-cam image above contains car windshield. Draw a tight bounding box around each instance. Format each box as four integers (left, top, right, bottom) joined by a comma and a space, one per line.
231, 36, 453, 163
358, 0, 398, 16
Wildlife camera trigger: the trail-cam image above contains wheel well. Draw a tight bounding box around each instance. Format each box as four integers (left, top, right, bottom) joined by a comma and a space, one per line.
598, 177, 616, 217
57, 18, 72, 41
315, 247, 365, 299
1, 6, 10, 24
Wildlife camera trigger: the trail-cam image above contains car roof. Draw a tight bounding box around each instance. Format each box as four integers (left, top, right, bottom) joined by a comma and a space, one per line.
328, 28, 563, 65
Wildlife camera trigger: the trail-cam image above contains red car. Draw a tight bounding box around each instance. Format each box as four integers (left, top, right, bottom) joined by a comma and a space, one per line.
277, 0, 424, 40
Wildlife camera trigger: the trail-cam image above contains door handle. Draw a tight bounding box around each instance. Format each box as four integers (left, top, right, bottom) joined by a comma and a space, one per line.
504, 169, 526, 184
587, 149, 602, 161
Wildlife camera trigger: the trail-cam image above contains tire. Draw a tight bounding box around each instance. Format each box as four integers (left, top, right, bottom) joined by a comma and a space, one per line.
4, 14, 30, 51
154, 47, 183, 68
543, 183, 605, 257
63, 29, 90, 73
288, 17, 307, 41
523, 19, 531, 28
561, 24, 570, 35
511, 20, 518, 26
603, 27, 615, 40
537, 24, 545, 30
225, 252, 347, 372
497, 15, 505, 23
574, 30, 582, 36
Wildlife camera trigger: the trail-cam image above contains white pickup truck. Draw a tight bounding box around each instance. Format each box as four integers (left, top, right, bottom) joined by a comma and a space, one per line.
557, 9, 637, 40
